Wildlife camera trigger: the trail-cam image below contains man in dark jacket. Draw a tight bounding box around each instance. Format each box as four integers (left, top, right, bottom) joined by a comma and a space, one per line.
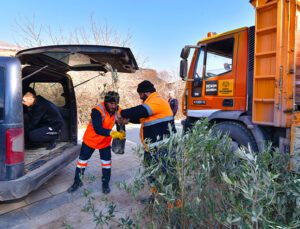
22, 87, 63, 150
168, 91, 178, 117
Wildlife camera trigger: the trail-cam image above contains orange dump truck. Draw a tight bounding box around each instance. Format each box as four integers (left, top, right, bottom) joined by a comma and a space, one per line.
180, 0, 300, 171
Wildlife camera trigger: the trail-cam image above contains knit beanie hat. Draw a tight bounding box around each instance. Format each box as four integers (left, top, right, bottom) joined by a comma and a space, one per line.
137, 80, 156, 93
104, 91, 120, 103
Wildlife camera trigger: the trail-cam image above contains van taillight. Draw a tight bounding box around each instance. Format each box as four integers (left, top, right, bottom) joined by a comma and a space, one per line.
6, 128, 24, 165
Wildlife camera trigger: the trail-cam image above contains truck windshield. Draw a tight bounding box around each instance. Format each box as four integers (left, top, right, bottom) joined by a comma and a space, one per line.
0, 67, 4, 121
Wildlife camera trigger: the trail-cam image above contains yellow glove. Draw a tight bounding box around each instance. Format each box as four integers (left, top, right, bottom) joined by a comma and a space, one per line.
110, 130, 126, 140
118, 130, 126, 140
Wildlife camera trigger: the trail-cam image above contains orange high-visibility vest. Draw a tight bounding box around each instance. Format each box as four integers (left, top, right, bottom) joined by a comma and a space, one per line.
83, 102, 115, 149
140, 92, 174, 144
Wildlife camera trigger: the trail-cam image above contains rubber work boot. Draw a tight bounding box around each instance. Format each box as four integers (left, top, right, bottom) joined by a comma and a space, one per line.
67, 181, 83, 193
102, 183, 111, 194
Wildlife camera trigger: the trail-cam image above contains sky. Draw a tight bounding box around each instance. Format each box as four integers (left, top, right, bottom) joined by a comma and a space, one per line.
0, 0, 254, 72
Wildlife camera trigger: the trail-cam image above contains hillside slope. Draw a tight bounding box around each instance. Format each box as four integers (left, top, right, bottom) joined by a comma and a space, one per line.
71, 69, 184, 125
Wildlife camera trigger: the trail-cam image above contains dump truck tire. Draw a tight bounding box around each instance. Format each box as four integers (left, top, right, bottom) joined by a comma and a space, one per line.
212, 121, 258, 152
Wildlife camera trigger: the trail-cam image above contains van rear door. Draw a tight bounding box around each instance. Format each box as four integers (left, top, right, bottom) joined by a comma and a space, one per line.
0, 57, 24, 182
16, 45, 139, 74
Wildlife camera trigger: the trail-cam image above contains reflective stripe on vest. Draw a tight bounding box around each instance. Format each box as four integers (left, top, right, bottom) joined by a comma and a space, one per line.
142, 104, 153, 116
95, 103, 106, 120
140, 92, 174, 144
143, 115, 174, 127
83, 102, 115, 149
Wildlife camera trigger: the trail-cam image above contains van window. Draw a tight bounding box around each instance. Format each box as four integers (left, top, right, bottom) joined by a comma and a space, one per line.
0, 67, 4, 121
29, 82, 65, 107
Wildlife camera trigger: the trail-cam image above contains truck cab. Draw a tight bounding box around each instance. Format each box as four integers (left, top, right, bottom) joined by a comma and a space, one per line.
180, 27, 261, 152
0, 45, 138, 200
181, 27, 250, 117
180, 0, 300, 172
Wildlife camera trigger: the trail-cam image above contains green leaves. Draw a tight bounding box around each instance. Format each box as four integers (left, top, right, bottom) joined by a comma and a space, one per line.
145, 120, 300, 227
222, 172, 233, 185
85, 119, 300, 228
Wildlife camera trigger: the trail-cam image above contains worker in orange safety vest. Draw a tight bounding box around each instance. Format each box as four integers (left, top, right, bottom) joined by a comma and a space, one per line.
120, 80, 176, 150
67, 91, 125, 194
118, 81, 177, 194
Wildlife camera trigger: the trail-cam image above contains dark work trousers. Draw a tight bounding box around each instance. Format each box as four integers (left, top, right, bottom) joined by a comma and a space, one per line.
74, 142, 111, 185
27, 126, 59, 143
144, 148, 178, 190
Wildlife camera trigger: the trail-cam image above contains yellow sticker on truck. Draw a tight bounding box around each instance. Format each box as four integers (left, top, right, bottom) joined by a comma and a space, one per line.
218, 79, 234, 96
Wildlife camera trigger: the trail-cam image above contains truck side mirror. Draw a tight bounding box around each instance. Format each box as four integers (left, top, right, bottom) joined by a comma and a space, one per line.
180, 47, 190, 59
180, 59, 187, 80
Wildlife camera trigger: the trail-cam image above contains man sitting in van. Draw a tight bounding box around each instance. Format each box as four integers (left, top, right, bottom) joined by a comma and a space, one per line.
22, 87, 63, 150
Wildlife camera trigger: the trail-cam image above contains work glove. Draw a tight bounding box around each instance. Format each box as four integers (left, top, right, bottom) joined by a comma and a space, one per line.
110, 130, 126, 140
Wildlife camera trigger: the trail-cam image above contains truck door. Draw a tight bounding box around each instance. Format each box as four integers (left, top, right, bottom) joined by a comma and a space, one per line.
203, 38, 235, 109
188, 31, 248, 115
191, 46, 205, 98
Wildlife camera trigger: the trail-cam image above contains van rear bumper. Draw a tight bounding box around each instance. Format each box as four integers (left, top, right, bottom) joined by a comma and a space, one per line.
0, 144, 80, 201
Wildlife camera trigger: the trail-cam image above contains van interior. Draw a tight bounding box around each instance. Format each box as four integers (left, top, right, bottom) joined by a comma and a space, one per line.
17, 45, 138, 174
22, 66, 76, 173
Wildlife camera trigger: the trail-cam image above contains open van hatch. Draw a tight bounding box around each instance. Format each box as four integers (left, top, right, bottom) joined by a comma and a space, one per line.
17, 45, 139, 174
0, 45, 138, 201
16, 45, 138, 74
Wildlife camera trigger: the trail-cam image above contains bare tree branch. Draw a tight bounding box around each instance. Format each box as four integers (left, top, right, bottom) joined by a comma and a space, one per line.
12, 13, 147, 66
13, 15, 44, 47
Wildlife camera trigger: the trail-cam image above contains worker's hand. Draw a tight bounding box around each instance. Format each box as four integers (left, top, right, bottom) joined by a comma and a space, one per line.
118, 118, 129, 125
110, 130, 126, 140
119, 130, 126, 139
116, 113, 122, 120
116, 116, 129, 125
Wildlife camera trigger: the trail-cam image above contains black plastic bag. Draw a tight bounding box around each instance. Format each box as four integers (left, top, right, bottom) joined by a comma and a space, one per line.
112, 138, 126, 154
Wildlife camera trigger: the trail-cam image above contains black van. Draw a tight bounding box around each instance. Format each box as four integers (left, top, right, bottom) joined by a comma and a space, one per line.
0, 45, 138, 201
